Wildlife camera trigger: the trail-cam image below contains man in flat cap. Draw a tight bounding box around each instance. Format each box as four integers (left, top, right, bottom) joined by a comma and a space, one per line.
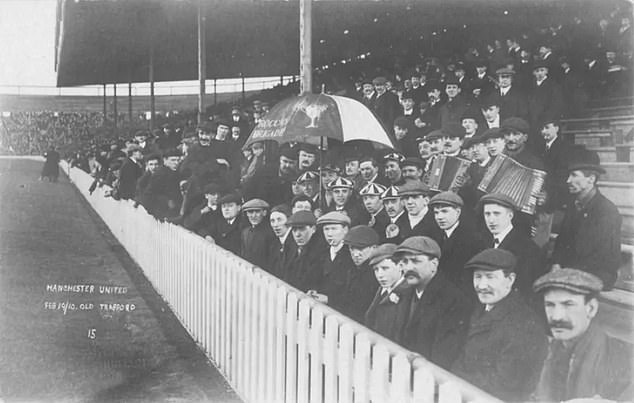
337, 225, 380, 323
493, 67, 529, 122
139, 149, 184, 220
372, 76, 400, 132
480, 96, 502, 130
401, 157, 425, 184
240, 198, 275, 271
399, 181, 441, 242
134, 153, 161, 201
283, 211, 327, 292
429, 192, 485, 296
532, 268, 633, 401
134, 130, 159, 156
459, 133, 492, 210
267, 204, 296, 278
359, 183, 390, 236
206, 192, 244, 255
310, 212, 354, 311
480, 193, 545, 298
440, 78, 471, 127
460, 108, 482, 142
484, 127, 506, 159
551, 149, 622, 290
501, 117, 546, 171
364, 244, 409, 343
528, 61, 564, 145
394, 236, 472, 369
452, 249, 548, 401
383, 152, 406, 187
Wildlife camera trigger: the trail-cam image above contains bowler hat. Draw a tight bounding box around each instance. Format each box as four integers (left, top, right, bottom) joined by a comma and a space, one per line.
567, 148, 605, 174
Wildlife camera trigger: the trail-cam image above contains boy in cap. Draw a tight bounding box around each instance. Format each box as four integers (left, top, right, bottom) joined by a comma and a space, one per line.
359, 183, 389, 235
207, 192, 244, 256
183, 182, 223, 234
117, 145, 144, 200
138, 149, 183, 220
283, 211, 327, 292
394, 236, 472, 369
241, 198, 275, 271
452, 249, 547, 401
532, 268, 633, 401
267, 204, 296, 278
399, 181, 441, 242
364, 244, 409, 343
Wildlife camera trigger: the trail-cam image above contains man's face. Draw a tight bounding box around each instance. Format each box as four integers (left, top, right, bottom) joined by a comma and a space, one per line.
360, 161, 378, 181
402, 165, 423, 181
476, 66, 487, 75
146, 159, 160, 173
246, 208, 266, 227
131, 150, 143, 162
231, 127, 241, 141
384, 161, 402, 183
418, 141, 432, 159
373, 258, 401, 289
291, 181, 303, 196
362, 83, 374, 97
533, 67, 548, 81
332, 188, 351, 207
198, 130, 212, 146
299, 150, 316, 170
374, 83, 386, 95
455, 69, 465, 79
443, 136, 463, 154
398, 253, 437, 287
404, 194, 428, 215
383, 198, 403, 218
474, 269, 515, 306
216, 125, 230, 141
350, 245, 375, 266
402, 98, 415, 111
270, 212, 289, 238
427, 89, 441, 101
300, 180, 318, 198
205, 192, 219, 206
498, 74, 513, 88
430, 138, 444, 154
486, 137, 506, 156
462, 119, 478, 135
482, 106, 500, 122
322, 224, 348, 247
221, 202, 241, 220
345, 160, 360, 177
362, 195, 382, 215
567, 170, 595, 195
433, 205, 460, 230
321, 170, 338, 188
135, 135, 147, 144
279, 156, 296, 176
472, 143, 489, 162
394, 126, 408, 141
292, 200, 312, 213
292, 225, 316, 246
163, 156, 180, 171
544, 289, 597, 341
411, 76, 420, 87
484, 203, 513, 235
445, 84, 461, 99
504, 131, 527, 151
541, 123, 559, 142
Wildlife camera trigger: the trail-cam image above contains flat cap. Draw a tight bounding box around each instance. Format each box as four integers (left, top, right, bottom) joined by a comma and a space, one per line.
197, 121, 214, 133
533, 60, 549, 70
381, 186, 400, 200
203, 182, 222, 195
287, 210, 317, 227
463, 134, 487, 149
316, 211, 351, 226
394, 236, 441, 258
429, 191, 464, 208
360, 183, 387, 197
372, 76, 387, 85
297, 171, 319, 183
442, 122, 466, 139
460, 108, 482, 122
328, 177, 354, 189
394, 116, 412, 129
383, 152, 405, 164
402, 157, 425, 168
271, 204, 292, 217
368, 243, 398, 266
533, 268, 604, 294
344, 225, 379, 248
398, 180, 432, 197
298, 143, 318, 154
279, 145, 298, 160
218, 192, 242, 205
426, 129, 444, 141
465, 248, 517, 272
496, 67, 516, 76
242, 198, 270, 211
480, 95, 501, 109
501, 117, 530, 134
481, 127, 504, 140
479, 193, 517, 210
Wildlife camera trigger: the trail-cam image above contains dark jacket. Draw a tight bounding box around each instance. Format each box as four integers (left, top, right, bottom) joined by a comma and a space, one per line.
241, 220, 276, 271
402, 210, 443, 244
495, 85, 529, 122
382, 212, 409, 244
316, 245, 354, 313
367, 208, 391, 240
552, 190, 622, 289
539, 136, 575, 212
439, 95, 470, 127
139, 166, 182, 219
373, 91, 401, 131
533, 322, 633, 402
118, 158, 144, 200
267, 231, 297, 279
183, 203, 222, 236
364, 282, 410, 343
283, 233, 328, 292
400, 272, 472, 370
209, 215, 244, 256
340, 261, 379, 324
528, 78, 564, 140
452, 290, 548, 401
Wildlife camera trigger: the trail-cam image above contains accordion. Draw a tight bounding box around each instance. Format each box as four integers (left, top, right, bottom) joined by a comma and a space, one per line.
424, 155, 472, 192
477, 154, 547, 214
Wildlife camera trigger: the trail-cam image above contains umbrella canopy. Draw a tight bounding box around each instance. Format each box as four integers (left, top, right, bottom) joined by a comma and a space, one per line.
242, 93, 395, 149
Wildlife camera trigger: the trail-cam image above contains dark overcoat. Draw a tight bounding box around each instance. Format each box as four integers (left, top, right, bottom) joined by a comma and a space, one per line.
139, 166, 182, 219
340, 262, 379, 324
241, 220, 276, 271
209, 215, 244, 256
118, 158, 144, 200
267, 232, 297, 279
283, 233, 328, 293
364, 282, 410, 343
316, 245, 354, 313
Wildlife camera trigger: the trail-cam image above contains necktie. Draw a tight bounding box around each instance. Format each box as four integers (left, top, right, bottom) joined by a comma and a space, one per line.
493, 238, 500, 248
297, 246, 303, 256
408, 295, 420, 322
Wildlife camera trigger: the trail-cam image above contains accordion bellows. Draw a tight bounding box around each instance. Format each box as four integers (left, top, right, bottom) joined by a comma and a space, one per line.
424, 155, 472, 193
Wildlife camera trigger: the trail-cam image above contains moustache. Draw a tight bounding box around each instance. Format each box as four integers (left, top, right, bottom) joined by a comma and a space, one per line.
404, 270, 420, 279
549, 320, 573, 330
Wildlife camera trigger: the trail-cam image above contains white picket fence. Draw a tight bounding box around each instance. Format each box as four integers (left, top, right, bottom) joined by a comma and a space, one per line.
61, 160, 501, 403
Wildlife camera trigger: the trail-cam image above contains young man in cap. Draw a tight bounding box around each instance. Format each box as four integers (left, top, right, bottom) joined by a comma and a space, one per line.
494, 67, 528, 122
267, 204, 296, 278
551, 149, 622, 290
364, 243, 409, 343
441, 122, 467, 157
459, 134, 492, 210
324, 177, 367, 226
479, 193, 545, 298
484, 127, 506, 159
460, 108, 482, 140
139, 149, 184, 220
310, 212, 354, 311
241, 198, 275, 271
393, 116, 419, 158
135, 153, 161, 201
117, 145, 144, 200
414, 100, 439, 137
501, 117, 546, 170
206, 192, 244, 256
339, 225, 380, 323
471, 60, 494, 98
532, 268, 633, 401
359, 156, 387, 188
343, 155, 363, 193
528, 61, 564, 144
382, 152, 406, 187
183, 182, 223, 234
440, 78, 470, 127
452, 249, 547, 401
296, 171, 320, 206
283, 211, 327, 292
394, 236, 472, 369
380, 186, 408, 244
401, 157, 425, 183
429, 192, 485, 296
399, 181, 441, 242
359, 183, 389, 234
480, 97, 502, 129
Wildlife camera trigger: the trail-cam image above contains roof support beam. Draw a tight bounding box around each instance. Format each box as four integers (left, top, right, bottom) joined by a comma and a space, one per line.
197, 0, 206, 125
299, 0, 312, 94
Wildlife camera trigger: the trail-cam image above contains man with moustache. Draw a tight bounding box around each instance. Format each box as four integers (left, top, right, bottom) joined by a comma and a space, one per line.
452, 249, 547, 401
283, 210, 327, 292
395, 236, 472, 369
297, 143, 319, 173
401, 157, 426, 183
179, 122, 229, 195
380, 186, 408, 244
382, 152, 406, 187
240, 198, 275, 271
243, 145, 298, 206
267, 204, 296, 278
501, 117, 546, 171
532, 269, 633, 401
441, 123, 466, 158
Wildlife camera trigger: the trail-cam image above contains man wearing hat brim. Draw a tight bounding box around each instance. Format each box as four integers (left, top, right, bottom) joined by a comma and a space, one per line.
382, 152, 407, 187
550, 148, 621, 290
527, 55, 564, 147
373, 75, 401, 137
441, 122, 467, 157
297, 143, 319, 172
479, 193, 545, 298
138, 149, 184, 221
117, 145, 145, 200
440, 78, 469, 129
363, 243, 409, 343
401, 157, 425, 182
399, 180, 441, 241
183, 182, 223, 235
492, 66, 529, 123
380, 185, 408, 244
240, 198, 275, 271
202, 192, 244, 256
460, 133, 493, 210
283, 210, 328, 292
359, 182, 390, 235
267, 204, 296, 277
532, 268, 633, 401
324, 177, 367, 227
539, 116, 576, 213
451, 249, 548, 401
425, 129, 445, 158
393, 236, 472, 370
429, 191, 486, 296
501, 117, 546, 171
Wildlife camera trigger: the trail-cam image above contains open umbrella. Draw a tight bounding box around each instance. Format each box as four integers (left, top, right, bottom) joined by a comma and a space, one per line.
242, 93, 396, 149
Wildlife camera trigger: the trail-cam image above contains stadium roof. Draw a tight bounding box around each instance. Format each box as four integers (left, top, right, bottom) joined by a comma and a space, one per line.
55, 0, 623, 87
